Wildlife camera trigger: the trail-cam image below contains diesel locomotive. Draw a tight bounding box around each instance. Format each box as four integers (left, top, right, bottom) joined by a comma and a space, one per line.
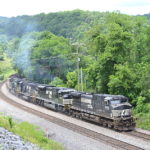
7, 75, 135, 131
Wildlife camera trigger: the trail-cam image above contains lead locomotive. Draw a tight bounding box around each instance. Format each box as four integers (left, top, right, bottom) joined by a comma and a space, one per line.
7, 75, 135, 131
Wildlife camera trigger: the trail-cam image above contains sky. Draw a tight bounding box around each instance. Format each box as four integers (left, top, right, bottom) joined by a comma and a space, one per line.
0, 0, 150, 17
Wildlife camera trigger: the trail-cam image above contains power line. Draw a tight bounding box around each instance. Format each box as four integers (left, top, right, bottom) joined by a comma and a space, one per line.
30, 53, 78, 61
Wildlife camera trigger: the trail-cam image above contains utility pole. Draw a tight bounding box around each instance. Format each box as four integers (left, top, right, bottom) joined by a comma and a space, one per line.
81, 67, 83, 92
77, 46, 80, 91
72, 42, 84, 91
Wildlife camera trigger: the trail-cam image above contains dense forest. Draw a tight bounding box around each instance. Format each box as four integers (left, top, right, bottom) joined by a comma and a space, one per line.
0, 10, 105, 41
0, 10, 150, 129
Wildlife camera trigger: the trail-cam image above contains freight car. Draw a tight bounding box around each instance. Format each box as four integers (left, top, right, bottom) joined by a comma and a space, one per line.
7, 75, 135, 131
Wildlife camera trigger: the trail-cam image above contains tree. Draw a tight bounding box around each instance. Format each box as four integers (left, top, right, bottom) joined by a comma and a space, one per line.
49, 77, 66, 87
108, 64, 136, 98
66, 71, 77, 88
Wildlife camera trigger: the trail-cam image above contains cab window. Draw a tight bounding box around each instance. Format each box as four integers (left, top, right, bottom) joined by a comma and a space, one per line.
110, 100, 120, 104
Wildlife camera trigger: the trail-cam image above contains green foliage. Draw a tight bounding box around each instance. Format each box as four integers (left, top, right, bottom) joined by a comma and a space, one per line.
0, 115, 15, 130
0, 10, 106, 42
0, 75, 4, 80
0, 54, 16, 80
135, 96, 146, 113
50, 77, 66, 87
6, 31, 74, 83
8, 117, 13, 128
66, 71, 77, 88
134, 110, 150, 130
0, 55, 4, 60
86, 12, 150, 98
108, 64, 136, 99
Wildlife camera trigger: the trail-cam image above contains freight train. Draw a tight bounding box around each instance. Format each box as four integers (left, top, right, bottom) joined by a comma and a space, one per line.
7, 75, 135, 131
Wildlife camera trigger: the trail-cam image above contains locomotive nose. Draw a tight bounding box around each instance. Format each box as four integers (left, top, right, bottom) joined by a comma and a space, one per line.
121, 109, 131, 117
111, 103, 132, 118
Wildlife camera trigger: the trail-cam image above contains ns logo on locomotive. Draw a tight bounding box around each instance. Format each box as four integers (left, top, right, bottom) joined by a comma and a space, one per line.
7, 75, 135, 131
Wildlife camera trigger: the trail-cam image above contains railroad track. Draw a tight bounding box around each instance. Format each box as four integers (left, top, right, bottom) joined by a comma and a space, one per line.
124, 130, 150, 142
0, 82, 147, 150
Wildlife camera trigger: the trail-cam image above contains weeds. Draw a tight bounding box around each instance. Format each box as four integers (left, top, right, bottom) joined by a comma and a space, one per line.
8, 117, 13, 128
134, 112, 150, 130
0, 115, 64, 150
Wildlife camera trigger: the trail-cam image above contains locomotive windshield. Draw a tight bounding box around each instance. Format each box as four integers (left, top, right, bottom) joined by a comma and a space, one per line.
110, 100, 120, 104
110, 99, 127, 105
63, 94, 72, 99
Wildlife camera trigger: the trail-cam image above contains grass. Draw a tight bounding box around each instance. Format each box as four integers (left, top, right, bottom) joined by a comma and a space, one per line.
134, 112, 150, 130
133, 103, 150, 131
0, 114, 64, 150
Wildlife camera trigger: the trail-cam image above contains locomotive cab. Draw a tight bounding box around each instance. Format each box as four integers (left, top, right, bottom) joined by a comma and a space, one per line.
105, 96, 132, 119
92, 94, 132, 119
62, 94, 73, 105
105, 96, 135, 130
58, 89, 76, 105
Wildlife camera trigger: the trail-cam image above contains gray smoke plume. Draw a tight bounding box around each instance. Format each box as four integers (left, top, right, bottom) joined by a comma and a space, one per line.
8, 33, 35, 79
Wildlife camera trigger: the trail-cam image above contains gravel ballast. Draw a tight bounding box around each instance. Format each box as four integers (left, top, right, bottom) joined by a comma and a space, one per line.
0, 127, 41, 150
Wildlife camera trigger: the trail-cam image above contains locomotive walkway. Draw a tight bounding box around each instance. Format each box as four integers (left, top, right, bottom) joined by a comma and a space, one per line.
0, 82, 150, 150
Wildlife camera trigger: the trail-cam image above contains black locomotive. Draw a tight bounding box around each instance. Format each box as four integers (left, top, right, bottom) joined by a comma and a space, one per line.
7, 75, 135, 131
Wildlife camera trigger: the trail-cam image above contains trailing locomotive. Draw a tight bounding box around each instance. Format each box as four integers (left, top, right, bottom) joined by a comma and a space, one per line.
7, 75, 135, 131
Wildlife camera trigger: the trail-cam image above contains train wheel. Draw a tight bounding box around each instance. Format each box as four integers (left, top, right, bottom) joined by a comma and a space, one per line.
68, 111, 73, 116
72, 112, 76, 118
103, 122, 108, 127
108, 124, 113, 129
79, 114, 82, 120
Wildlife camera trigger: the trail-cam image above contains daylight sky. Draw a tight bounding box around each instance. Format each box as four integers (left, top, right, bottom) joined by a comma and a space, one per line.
1, 0, 150, 17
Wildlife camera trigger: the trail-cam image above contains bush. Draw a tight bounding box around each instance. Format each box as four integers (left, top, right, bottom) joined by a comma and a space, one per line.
49, 77, 66, 87
66, 71, 77, 88
0, 55, 4, 61
135, 96, 146, 113
0, 75, 4, 80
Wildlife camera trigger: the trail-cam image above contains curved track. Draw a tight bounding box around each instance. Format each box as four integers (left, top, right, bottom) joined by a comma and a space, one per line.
0, 82, 149, 150
124, 130, 150, 142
